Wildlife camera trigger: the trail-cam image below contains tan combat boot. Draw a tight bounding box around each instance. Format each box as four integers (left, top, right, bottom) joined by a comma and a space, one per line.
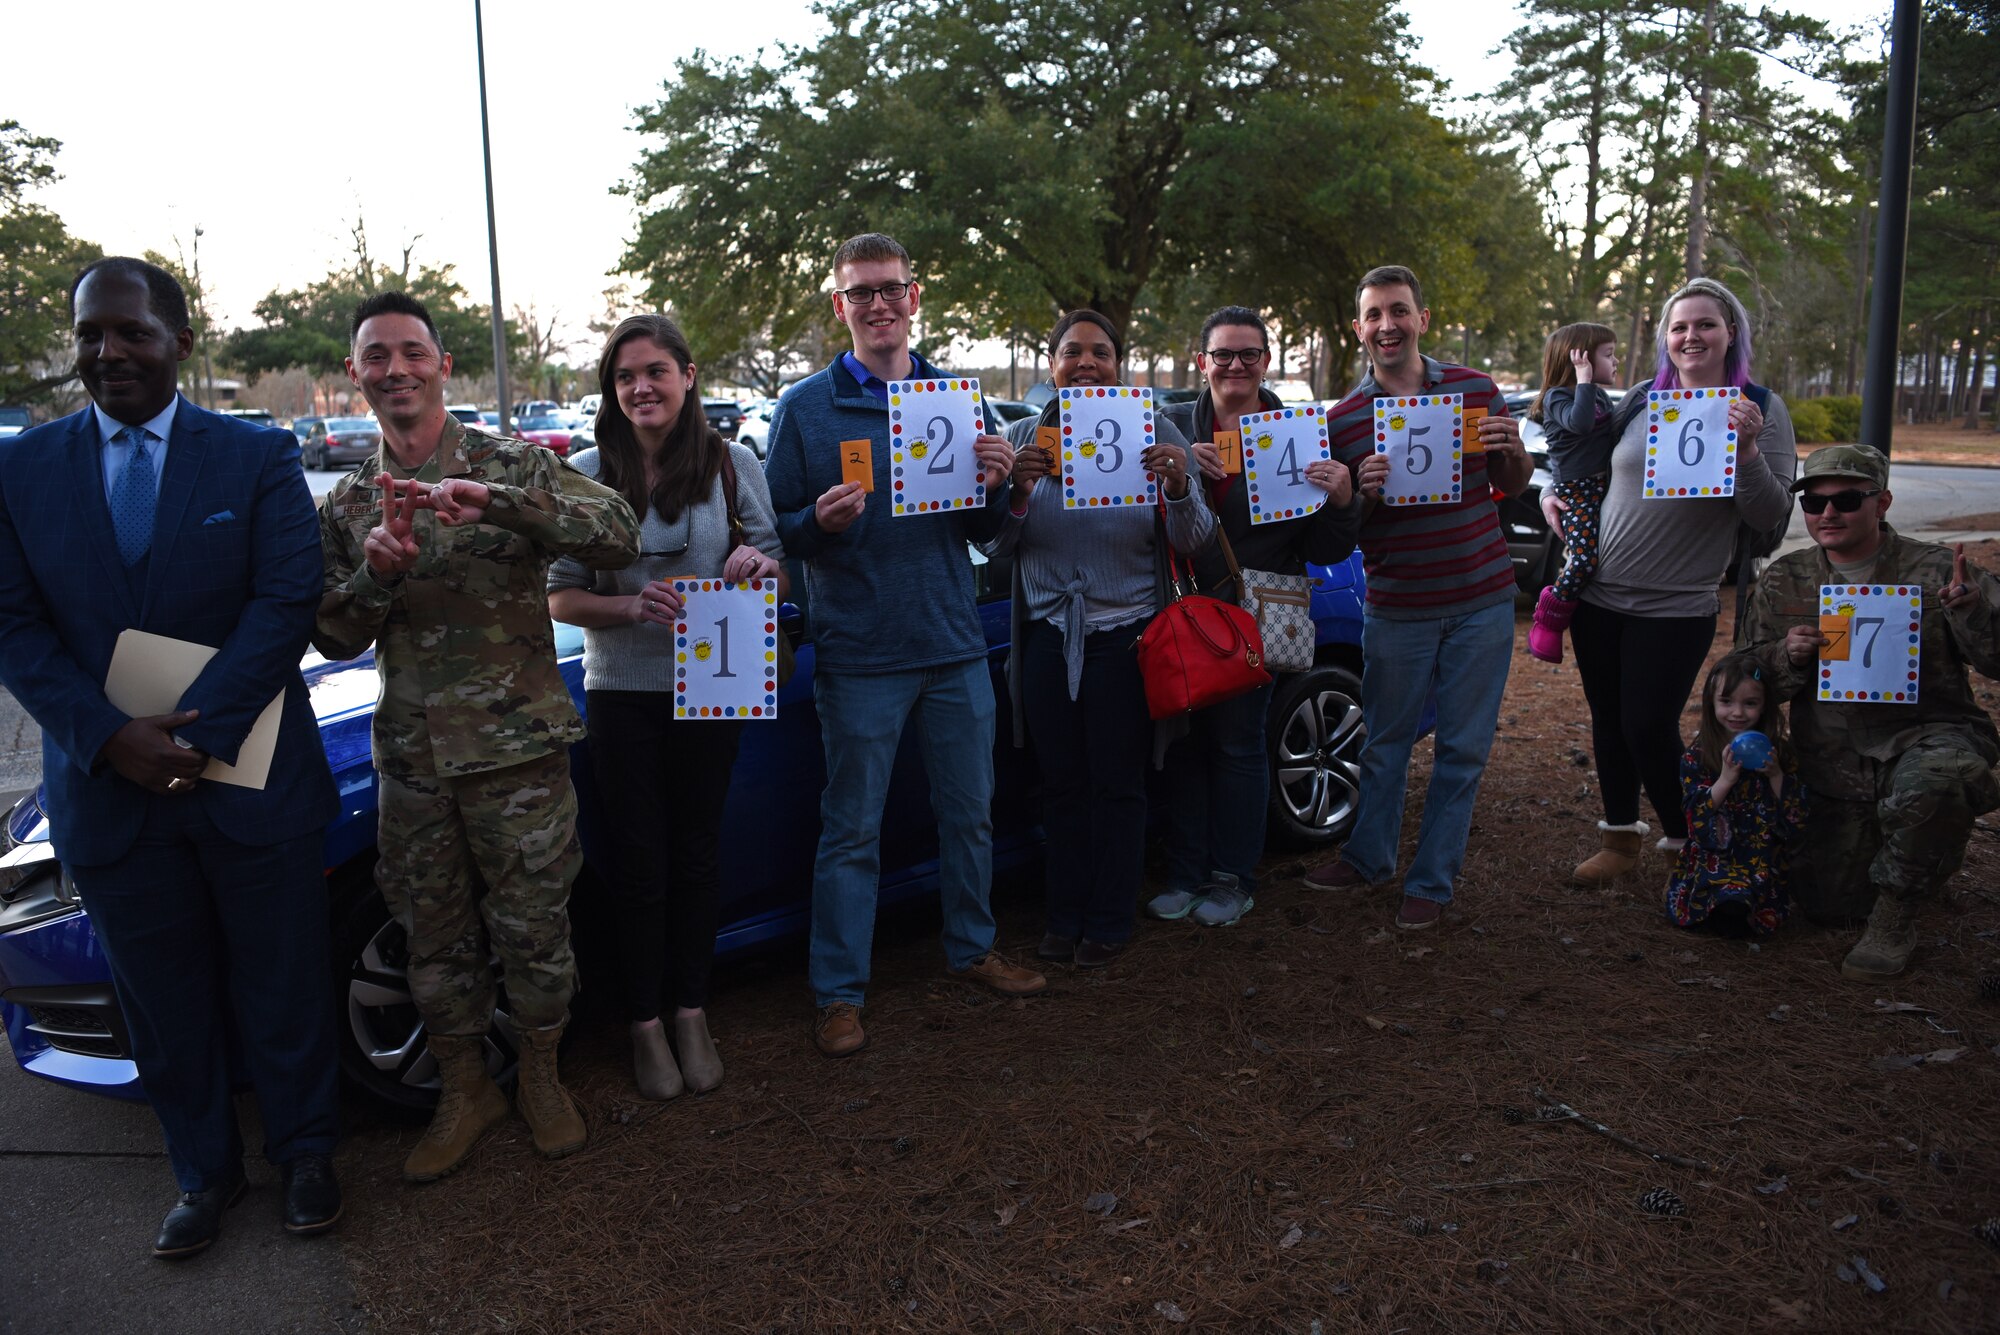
404, 1034, 509, 1183
1841, 895, 1918, 979
1571, 821, 1649, 887
516, 1022, 587, 1159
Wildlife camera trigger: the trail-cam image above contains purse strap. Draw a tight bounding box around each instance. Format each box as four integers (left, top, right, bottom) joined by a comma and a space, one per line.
716, 442, 749, 549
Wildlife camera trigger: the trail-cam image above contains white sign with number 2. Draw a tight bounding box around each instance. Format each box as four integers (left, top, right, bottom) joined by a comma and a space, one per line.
1372, 394, 1463, 507
887, 377, 986, 516
1643, 388, 1738, 499
672, 578, 781, 720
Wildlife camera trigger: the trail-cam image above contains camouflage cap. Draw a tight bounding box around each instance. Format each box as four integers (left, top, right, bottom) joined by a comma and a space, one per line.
1791, 443, 1888, 492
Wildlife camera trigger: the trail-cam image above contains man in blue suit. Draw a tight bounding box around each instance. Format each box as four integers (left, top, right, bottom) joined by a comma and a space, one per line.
0, 258, 342, 1259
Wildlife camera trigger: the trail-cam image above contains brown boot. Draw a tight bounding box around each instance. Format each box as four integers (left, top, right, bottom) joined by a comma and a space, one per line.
1841, 895, 1918, 979
1571, 821, 1648, 887
403, 1035, 509, 1184
515, 1022, 587, 1159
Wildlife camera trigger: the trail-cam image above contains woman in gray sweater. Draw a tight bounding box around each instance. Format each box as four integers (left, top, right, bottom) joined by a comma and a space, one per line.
986, 311, 1213, 967
547, 314, 785, 1101
1561, 277, 1797, 886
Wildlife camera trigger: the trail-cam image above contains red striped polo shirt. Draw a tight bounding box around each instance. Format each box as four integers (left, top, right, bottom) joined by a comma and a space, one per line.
1327, 356, 1517, 620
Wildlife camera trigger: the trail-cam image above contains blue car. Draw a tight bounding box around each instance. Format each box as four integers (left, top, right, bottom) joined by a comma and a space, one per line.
0, 547, 1374, 1110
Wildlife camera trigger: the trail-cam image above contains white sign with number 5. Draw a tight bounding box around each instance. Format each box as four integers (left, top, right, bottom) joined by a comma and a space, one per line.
1240, 405, 1331, 526
1643, 388, 1738, 499
1818, 584, 1921, 704
1372, 394, 1463, 507
887, 377, 986, 516
1059, 386, 1157, 510
672, 578, 781, 720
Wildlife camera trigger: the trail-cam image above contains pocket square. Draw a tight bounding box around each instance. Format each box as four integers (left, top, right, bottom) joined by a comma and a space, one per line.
202, 510, 236, 525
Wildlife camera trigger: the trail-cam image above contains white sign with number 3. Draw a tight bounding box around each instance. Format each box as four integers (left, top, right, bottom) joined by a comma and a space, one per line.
1240, 405, 1331, 526
1818, 584, 1922, 704
1643, 388, 1738, 498
1059, 386, 1158, 510
887, 377, 986, 516
1372, 394, 1463, 506
672, 578, 781, 720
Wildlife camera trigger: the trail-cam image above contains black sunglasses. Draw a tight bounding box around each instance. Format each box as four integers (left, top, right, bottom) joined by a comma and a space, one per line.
1798, 488, 1881, 515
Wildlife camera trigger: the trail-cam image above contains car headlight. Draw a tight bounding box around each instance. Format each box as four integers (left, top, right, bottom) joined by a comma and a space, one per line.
0, 842, 81, 934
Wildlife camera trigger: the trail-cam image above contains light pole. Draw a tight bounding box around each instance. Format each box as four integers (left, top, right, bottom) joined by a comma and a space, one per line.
475, 0, 511, 434
1861, 0, 1923, 453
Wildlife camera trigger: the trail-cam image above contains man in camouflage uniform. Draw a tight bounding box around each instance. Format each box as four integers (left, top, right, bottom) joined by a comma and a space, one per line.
314, 292, 638, 1179
1739, 444, 2000, 979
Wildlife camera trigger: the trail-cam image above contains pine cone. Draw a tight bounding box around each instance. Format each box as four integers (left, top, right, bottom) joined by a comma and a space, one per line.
1978, 973, 2000, 1003
1502, 1106, 1526, 1125
1638, 1187, 1686, 1217
1405, 1216, 1431, 1236
1976, 1218, 2000, 1250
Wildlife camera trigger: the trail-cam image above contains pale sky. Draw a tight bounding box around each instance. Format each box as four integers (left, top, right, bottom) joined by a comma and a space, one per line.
10, 0, 1890, 358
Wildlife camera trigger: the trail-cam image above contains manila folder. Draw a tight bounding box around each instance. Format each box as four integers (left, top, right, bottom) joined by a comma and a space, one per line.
104, 630, 283, 790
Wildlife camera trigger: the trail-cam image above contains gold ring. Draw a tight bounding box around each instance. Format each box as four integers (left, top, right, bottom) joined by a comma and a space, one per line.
168, 777, 193, 793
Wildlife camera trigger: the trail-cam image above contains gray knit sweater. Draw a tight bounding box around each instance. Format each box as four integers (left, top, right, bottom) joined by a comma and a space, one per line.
548, 443, 785, 692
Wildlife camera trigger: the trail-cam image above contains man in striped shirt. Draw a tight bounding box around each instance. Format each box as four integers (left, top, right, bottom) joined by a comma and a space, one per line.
1304, 265, 1532, 929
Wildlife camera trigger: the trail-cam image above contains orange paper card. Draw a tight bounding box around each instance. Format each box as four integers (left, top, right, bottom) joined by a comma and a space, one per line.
840, 438, 874, 492
1819, 614, 1852, 661
1461, 406, 1489, 453
1034, 425, 1061, 462
1214, 429, 1243, 475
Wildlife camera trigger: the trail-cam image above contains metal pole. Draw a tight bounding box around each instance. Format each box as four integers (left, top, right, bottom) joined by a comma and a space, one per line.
1861, 0, 1922, 454
474, 0, 511, 435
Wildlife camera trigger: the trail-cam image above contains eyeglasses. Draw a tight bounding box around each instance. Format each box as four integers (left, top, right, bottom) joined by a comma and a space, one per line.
834, 281, 914, 306
1798, 488, 1881, 515
1203, 347, 1266, 367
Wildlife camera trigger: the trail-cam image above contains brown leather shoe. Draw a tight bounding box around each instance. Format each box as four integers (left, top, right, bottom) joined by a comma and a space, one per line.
1074, 938, 1128, 969
947, 951, 1048, 996
814, 1003, 867, 1058
1304, 859, 1370, 890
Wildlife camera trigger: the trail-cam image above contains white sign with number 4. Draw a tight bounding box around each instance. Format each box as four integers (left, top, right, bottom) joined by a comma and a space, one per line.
887, 377, 986, 516
1240, 405, 1330, 526
1372, 394, 1463, 507
1643, 388, 1738, 499
672, 578, 781, 720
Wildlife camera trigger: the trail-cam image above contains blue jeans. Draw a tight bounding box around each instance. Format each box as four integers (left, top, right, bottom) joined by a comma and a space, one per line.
1162, 678, 1277, 894
809, 660, 997, 1006
1345, 601, 1514, 903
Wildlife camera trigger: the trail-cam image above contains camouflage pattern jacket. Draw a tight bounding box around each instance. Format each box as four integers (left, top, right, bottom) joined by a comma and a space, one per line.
1738, 523, 2000, 801
313, 418, 639, 778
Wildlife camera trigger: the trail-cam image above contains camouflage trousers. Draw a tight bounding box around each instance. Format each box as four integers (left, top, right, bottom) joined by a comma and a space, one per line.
375, 750, 582, 1037
1795, 734, 2000, 924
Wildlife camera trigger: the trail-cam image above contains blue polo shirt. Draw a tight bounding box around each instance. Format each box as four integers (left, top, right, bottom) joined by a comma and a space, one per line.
840, 352, 895, 403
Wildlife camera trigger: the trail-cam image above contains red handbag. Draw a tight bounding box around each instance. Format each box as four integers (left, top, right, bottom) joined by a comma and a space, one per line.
1134, 505, 1272, 720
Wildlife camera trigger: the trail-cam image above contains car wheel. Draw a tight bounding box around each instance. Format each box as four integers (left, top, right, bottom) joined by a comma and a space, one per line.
332, 880, 519, 1115
1266, 662, 1366, 847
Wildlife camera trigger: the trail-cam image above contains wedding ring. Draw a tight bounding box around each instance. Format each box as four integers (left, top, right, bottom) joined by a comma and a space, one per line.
168, 777, 193, 793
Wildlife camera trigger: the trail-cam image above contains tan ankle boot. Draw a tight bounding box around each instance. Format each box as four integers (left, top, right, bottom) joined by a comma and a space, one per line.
516, 1022, 587, 1159
1841, 895, 1918, 979
631, 1021, 683, 1102
674, 1012, 724, 1094
1572, 821, 1648, 887
404, 1035, 509, 1183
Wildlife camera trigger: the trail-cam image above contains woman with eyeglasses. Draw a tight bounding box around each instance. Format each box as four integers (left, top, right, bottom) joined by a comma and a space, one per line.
547, 314, 785, 1100
988, 310, 1213, 967
1557, 277, 1797, 888
1152, 306, 1359, 928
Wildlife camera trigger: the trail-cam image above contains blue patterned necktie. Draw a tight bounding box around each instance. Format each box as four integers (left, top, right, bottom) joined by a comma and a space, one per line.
110, 427, 157, 566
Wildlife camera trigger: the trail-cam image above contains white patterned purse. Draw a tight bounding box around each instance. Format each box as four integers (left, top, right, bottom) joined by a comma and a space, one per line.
1215, 530, 1315, 673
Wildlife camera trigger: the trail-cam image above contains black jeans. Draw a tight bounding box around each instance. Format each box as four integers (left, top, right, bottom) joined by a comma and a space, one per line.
585, 690, 744, 1018
1569, 601, 1717, 838
1019, 619, 1152, 944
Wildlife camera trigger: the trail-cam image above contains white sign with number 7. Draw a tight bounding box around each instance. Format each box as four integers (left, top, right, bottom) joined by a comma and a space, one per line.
1643, 388, 1738, 499
1818, 584, 1921, 704
1372, 394, 1463, 507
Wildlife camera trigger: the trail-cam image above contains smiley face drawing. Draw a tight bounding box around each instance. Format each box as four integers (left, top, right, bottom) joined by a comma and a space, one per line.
910, 440, 928, 459
1080, 440, 1098, 458
693, 638, 714, 662
1256, 432, 1275, 453
1836, 601, 1857, 619
1388, 414, 1406, 431
1662, 407, 1681, 423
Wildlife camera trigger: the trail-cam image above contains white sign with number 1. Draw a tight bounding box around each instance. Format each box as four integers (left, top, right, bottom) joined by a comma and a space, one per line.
672, 578, 781, 719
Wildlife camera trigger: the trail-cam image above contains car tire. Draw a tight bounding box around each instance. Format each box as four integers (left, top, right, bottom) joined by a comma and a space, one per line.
1266, 662, 1366, 848
332, 876, 520, 1117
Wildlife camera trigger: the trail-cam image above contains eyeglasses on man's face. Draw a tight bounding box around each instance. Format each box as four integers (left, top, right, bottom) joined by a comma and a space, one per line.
1798, 488, 1882, 515
1202, 347, 1266, 367
834, 281, 914, 306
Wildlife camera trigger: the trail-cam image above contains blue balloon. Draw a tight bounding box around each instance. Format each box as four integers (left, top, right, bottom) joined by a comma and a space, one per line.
1729, 730, 1772, 770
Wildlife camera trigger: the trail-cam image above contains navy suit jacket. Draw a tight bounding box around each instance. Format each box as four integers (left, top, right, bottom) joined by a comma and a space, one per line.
0, 398, 337, 866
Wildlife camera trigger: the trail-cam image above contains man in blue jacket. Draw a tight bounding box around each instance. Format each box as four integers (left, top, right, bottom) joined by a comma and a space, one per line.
764, 233, 1046, 1056
0, 259, 341, 1257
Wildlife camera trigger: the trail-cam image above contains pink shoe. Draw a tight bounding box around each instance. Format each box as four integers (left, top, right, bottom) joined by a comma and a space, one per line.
1529, 587, 1578, 664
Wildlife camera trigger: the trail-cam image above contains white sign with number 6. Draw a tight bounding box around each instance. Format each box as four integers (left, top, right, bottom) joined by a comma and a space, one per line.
1240, 405, 1331, 526
1643, 388, 1738, 499
1818, 583, 1921, 704
1059, 386, 1157, 510
672, 578, 781, 720
887, 377, 986, 516
1372, 394, 1463, 507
